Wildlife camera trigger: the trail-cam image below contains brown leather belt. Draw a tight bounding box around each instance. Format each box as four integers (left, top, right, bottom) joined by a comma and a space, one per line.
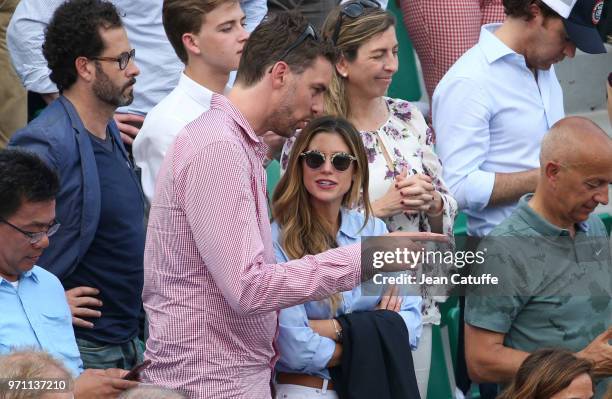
276, 372, 335, 390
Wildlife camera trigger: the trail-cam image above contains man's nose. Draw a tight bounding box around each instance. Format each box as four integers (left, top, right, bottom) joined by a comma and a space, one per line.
127, 60, 140, 77
33, 234, 50, 250
312, 97, 324, 116
595, 186, 609, 205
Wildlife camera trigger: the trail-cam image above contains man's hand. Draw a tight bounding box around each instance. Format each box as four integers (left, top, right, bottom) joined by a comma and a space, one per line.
65, 286, 102, 328
577, 326, 612, 378
114, 113, 145, 146
74, 368, 138, 399
362, 231, 449, 278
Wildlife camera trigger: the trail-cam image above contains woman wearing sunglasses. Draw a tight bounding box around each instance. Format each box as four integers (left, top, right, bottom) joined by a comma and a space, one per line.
271, 116, 422, 398
280, 3, 457, 397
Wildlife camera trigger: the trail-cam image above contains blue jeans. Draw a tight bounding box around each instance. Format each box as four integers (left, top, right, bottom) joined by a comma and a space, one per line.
76, 336, 144, 370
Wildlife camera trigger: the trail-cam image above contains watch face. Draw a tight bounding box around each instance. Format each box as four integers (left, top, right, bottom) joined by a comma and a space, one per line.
608, 72, 612, 87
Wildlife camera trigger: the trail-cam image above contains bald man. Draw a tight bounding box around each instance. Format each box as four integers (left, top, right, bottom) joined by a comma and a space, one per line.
464, 116, 612, 397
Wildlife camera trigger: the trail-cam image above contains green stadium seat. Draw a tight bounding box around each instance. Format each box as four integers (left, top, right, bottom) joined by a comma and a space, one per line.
386, 1, 422, 102
427, 325, 454, 399
598, 213, 612, 234
266, 159, 281, 197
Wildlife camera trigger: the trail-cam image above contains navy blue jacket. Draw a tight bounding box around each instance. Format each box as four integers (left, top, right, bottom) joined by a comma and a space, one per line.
9, 96, 143, 280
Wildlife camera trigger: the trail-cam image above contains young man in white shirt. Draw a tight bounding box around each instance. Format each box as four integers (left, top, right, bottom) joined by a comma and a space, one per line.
133, 0, 249, 205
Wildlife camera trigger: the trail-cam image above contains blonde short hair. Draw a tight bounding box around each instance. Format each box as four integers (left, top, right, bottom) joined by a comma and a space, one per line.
0, 349, 73, 399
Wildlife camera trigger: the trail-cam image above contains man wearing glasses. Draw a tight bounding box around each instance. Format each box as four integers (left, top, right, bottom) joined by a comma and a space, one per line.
0, 149, 139, 398
10, 0, 146, 371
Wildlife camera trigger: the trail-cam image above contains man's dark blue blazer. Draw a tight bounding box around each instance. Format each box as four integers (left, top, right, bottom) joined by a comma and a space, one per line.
9, 96, 142, 280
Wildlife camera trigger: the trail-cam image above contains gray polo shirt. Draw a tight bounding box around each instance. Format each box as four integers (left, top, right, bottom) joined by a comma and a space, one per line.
466, 194, 611, 396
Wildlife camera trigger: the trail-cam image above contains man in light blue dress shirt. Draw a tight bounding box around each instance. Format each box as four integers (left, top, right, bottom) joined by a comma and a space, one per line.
433, 0, 607, 237
0, 149, 137, 398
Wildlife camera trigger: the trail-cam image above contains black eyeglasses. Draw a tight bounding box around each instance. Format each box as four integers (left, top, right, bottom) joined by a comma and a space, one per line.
300, 150, 357, 172
277, 24, 319, 62
91, 49, 136, 70
332, 0, 381, 44
0, 218, 60, 245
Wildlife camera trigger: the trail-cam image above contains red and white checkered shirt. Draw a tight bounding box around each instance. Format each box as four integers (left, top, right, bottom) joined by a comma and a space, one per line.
141, 94, 362, 398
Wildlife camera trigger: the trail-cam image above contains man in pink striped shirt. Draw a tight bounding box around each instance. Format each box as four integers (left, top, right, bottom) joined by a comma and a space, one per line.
142, 12, 392, 398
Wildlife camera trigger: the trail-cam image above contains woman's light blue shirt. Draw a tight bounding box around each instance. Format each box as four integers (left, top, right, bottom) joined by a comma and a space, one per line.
271, 209, 422, 379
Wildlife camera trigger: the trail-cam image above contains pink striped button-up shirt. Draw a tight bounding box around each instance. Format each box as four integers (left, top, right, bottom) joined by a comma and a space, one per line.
141, 94, 362, 398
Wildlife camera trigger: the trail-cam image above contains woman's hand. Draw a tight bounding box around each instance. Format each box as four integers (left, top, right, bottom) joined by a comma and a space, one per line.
397, 173, 437, 214
372, 169, 409, 218
376, 285, 402, 312
372, 169, 442, 218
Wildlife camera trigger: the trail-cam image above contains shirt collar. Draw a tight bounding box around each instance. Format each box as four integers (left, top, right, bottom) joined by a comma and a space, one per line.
338, 208, 362, 240
0, 267, 39, 286
177, 73, 215, 109
209, 93, 268, 162
516, 194, 590, 237
479, 23, 519, 64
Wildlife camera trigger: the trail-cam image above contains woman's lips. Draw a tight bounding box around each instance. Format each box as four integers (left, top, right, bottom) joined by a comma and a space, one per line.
316, 179, 337, 189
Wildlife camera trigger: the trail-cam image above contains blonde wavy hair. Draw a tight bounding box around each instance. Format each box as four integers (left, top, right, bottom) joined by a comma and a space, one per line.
321, 4, 396, 117
272, 116, 372, 314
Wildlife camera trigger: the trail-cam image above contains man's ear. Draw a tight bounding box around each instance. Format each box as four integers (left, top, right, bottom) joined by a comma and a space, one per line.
269, 61, 289, 89
545, 161, 562, 186
75, 56, 95, 83
526, 2, 545, 26
182, 32, 200, 57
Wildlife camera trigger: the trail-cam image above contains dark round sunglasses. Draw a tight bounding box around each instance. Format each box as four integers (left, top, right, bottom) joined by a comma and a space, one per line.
300, 150, 357, 172
332, 0, 381, 44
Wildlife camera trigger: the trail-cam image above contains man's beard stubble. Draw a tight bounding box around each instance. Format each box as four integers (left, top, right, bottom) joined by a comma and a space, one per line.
93, 62, 136, 107
268, 97, 300, 138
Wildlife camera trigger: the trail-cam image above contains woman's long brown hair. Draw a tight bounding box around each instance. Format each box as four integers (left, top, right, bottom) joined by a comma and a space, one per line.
272, 116, 372, 314
497, 348, 594, 399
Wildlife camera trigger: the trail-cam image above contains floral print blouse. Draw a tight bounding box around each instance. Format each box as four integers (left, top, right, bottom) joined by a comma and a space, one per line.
280, 97, 458, 324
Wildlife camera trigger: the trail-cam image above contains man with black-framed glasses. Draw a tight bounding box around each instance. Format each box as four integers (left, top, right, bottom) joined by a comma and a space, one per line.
0, 148, 139, 398
9, 0, 146, 372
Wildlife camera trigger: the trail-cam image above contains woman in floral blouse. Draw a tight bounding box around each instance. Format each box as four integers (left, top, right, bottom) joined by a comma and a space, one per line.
280, 2, 457, 396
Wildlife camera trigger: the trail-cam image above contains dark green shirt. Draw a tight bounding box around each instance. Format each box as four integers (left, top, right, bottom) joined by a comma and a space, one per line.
466, 194, 611, 396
